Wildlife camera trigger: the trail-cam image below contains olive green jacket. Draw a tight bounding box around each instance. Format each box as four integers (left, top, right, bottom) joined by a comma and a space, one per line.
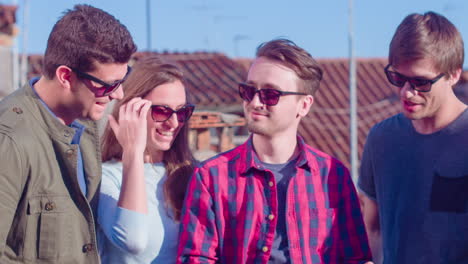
0, 82, 102, 263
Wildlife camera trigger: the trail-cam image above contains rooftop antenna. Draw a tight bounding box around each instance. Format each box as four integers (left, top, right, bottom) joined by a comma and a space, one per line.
19, 0, 29, 86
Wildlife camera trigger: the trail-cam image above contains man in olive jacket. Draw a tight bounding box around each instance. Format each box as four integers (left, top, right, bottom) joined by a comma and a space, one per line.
0, 5, 136, 263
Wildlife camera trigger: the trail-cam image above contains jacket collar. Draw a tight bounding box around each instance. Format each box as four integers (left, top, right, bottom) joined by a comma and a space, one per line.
22, 79, 81, 144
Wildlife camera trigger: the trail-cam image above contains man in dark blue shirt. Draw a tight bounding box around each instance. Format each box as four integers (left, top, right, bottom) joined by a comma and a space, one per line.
359, 11, 468, 264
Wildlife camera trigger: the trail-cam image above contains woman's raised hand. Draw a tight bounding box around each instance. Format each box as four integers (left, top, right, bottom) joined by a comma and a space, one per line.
108, 97, 152, 155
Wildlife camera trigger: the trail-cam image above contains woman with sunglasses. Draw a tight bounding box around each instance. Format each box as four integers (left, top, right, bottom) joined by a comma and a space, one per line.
98, 55, 195, 264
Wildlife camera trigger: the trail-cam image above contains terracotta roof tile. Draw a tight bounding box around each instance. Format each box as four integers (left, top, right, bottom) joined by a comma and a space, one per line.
135, 52, 246, 111
301, 58, 399, 167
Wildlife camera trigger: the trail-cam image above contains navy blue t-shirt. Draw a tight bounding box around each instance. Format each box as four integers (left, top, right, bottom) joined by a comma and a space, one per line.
358, 110, 468, 263
261, 157, 298, 264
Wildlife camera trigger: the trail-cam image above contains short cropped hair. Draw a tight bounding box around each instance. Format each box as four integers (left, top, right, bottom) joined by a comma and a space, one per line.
43, 4, 137, 79
389, 11, 464, 76
256, 38, 323, 95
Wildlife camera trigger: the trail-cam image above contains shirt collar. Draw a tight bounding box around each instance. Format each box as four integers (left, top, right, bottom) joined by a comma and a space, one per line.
241, 135, 311, 176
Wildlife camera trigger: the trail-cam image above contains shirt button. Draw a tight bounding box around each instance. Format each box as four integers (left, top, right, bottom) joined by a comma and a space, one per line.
66, 149, 75, 158
262, 246, 269, 252
12, 107, 23, 114
268, 181, 274, 187
82, 243, 94, 253
64, 130, 72, 138
268, 214, 275, 220
44, 202, 55, 211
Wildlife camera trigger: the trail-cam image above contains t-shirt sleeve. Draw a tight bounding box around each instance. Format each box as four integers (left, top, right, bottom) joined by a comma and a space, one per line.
358, 129, 377, 200
98, 162, 149, 254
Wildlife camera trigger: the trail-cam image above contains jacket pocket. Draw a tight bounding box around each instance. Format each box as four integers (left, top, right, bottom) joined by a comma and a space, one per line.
26, 195, 74, 260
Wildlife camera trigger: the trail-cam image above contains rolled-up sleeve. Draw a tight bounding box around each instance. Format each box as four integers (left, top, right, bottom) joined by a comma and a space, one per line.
335, 163, 373, 263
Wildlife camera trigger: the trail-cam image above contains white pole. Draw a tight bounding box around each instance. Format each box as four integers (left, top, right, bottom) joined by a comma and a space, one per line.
146, 0, 152, 51
348, 0, 358, 182
20, 0, 29, 86
11, 0, 19, 90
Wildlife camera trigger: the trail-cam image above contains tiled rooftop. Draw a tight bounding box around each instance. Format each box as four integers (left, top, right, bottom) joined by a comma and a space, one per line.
300, 58, 398, 167
135, 52, 247, 112
26, 53, 468, 168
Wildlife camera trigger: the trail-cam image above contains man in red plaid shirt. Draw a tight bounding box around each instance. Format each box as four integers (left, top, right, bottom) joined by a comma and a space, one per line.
177, 39, 373, 264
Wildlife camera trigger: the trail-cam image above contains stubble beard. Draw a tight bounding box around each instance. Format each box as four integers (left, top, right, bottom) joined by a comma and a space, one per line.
401, 105, 427, 121
246, 119, 270, 137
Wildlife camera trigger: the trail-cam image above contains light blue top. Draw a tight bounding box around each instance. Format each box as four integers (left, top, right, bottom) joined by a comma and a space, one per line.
98, 160, 179, 264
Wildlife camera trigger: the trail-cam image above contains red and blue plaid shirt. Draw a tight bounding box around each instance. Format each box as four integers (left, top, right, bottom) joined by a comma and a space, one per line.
177, 136, 371, 264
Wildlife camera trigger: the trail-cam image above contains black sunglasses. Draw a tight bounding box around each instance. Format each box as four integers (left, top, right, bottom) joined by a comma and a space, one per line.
71, 65, 132, 97
384, 64, 444, 92
151, 104, 195, 122
238, 83, 308, 106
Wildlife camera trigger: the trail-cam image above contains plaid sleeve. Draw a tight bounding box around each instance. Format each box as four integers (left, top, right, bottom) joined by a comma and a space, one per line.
176, 166, 219, 264
335, 163, 373, 263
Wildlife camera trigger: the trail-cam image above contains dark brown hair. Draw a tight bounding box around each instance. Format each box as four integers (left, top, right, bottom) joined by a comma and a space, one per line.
389, 11, 464, 76
256, 38, 323, 95
101, 55, 194, 221
43, 4, 137, 79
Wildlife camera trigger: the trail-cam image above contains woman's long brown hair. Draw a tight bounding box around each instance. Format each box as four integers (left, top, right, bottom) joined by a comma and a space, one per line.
101, 55, 195, 221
